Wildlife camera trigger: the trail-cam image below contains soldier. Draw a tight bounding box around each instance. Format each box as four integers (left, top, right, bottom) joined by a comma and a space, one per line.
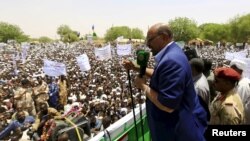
209, 67, 245, 124
14, 79, 36, 117
58, 75, 68, 110
33, 76, 49, 110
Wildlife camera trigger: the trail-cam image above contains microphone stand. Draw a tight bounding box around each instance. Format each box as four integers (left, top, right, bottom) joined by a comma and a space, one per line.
127, 69, 139, 141
139, 70, 145, 141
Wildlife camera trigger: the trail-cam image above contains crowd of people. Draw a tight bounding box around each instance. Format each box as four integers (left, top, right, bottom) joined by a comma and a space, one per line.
0, 34, 250, 140
0, 41, 151, 140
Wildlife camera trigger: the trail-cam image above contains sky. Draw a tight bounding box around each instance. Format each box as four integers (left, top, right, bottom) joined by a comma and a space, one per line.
1, 0, 250, 39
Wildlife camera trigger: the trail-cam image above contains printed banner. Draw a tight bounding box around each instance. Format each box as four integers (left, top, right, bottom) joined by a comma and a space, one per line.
21, 43, 29, 63
76, 54, 91, 72
94, 44, 112, 61
43, 59, 66, 77
117, 44, 132, 56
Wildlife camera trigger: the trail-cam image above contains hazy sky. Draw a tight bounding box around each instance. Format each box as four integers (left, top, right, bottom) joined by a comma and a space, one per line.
1, 0, 250, 39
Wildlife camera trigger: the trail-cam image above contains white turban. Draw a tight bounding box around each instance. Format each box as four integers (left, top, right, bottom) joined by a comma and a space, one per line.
230, 59, 247, 71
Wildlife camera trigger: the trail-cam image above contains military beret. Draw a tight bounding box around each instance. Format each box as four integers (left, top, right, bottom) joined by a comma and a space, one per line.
214, 67, 241, 81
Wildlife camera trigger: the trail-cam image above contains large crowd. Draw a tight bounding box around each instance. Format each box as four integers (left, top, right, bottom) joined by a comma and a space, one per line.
0, 41, 249, 141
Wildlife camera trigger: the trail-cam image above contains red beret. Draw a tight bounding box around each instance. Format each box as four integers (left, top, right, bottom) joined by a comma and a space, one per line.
214, 67, 241, 81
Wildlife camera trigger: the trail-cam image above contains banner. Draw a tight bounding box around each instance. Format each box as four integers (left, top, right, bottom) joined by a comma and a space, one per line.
21, 43, 29, 63
0, 43, 6, 48
94, 44, 112, 61
116, 44, 132, 56
225, 52, 235, 61
225, 51, 250, 79
76, 54, 91, 72
242, 58, 250, 79
87, 35, 93, 44
12, 54, 18, 75
43, 60, 66, 77
225, 50, 247, 61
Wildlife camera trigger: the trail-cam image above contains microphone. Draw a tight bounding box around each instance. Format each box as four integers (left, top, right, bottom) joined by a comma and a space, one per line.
136, 50, 150, 78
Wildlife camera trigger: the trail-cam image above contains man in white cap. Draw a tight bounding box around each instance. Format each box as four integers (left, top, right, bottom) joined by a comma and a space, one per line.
230, 58, 250, 124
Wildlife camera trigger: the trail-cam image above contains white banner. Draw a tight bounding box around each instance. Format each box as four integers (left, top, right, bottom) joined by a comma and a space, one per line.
225, 51, 250, 79
0, 43, 6, 48
21, 44, 29, 63
234, 50, 247, 59
116, 44, 132, 56
12, 54, 18, 75
43, 60, 66, 77
15, 53, 20, 60
76, 54, 91, 72
94, 44, 112, 61
225, 50, 247, 61
241, 58, 250, 79
87, 35, 93, 44
225, 52, 235, 61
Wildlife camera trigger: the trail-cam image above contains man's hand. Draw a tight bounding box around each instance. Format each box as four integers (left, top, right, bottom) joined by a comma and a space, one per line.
122, 59, 139, 71
134, 76, 148, 91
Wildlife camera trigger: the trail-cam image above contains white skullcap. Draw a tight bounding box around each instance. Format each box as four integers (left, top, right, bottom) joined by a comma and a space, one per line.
230, 59, 247, 71
101, 94, 107, 99
80, 94, 86, 100
72, 102, 80, 107
120, 108, 128, 114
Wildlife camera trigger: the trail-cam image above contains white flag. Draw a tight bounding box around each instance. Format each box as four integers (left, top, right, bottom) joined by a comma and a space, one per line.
117, 44, 132, 56
94, 44, 112, 61
43, 60, 67, 77
76, 54, 91, 72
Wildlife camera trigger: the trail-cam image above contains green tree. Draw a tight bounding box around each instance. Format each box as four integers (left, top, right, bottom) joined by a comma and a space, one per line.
38, 36, 53, 43
228, 14, 250, 43
131, 28, 144, 39
57, 25, 79, 43
168, 17, 199, 42
0, 22, 29, 43
199, 23, 230, 43
104, 26, 144, 42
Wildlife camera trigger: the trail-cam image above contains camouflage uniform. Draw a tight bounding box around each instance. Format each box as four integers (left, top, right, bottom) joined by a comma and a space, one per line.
209, 89, 245, 125
14, 87, 36, 116
33, 81, 49, 104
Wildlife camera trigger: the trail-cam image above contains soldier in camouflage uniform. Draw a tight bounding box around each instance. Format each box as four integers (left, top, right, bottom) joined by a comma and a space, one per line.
209, 67, 245, 125
14, 79, 36, 117
33, 77, 49, 111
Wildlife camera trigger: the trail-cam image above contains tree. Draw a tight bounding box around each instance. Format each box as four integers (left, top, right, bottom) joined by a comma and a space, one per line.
228, 14, 250, 43
38, 36, 53, 43
104, 26, 144, 42
131, 28, 144, 39
57, 25, 79, 43
168, 17, 199, 42
199, 23, 230, 43
0, 22, 29, 43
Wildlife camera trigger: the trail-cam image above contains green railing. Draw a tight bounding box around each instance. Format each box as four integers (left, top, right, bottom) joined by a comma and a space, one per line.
89, 104, 151, 141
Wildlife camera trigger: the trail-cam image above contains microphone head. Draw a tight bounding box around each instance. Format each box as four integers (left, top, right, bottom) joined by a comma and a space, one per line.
136, 50, 150, 67
136, 50, 150, 77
